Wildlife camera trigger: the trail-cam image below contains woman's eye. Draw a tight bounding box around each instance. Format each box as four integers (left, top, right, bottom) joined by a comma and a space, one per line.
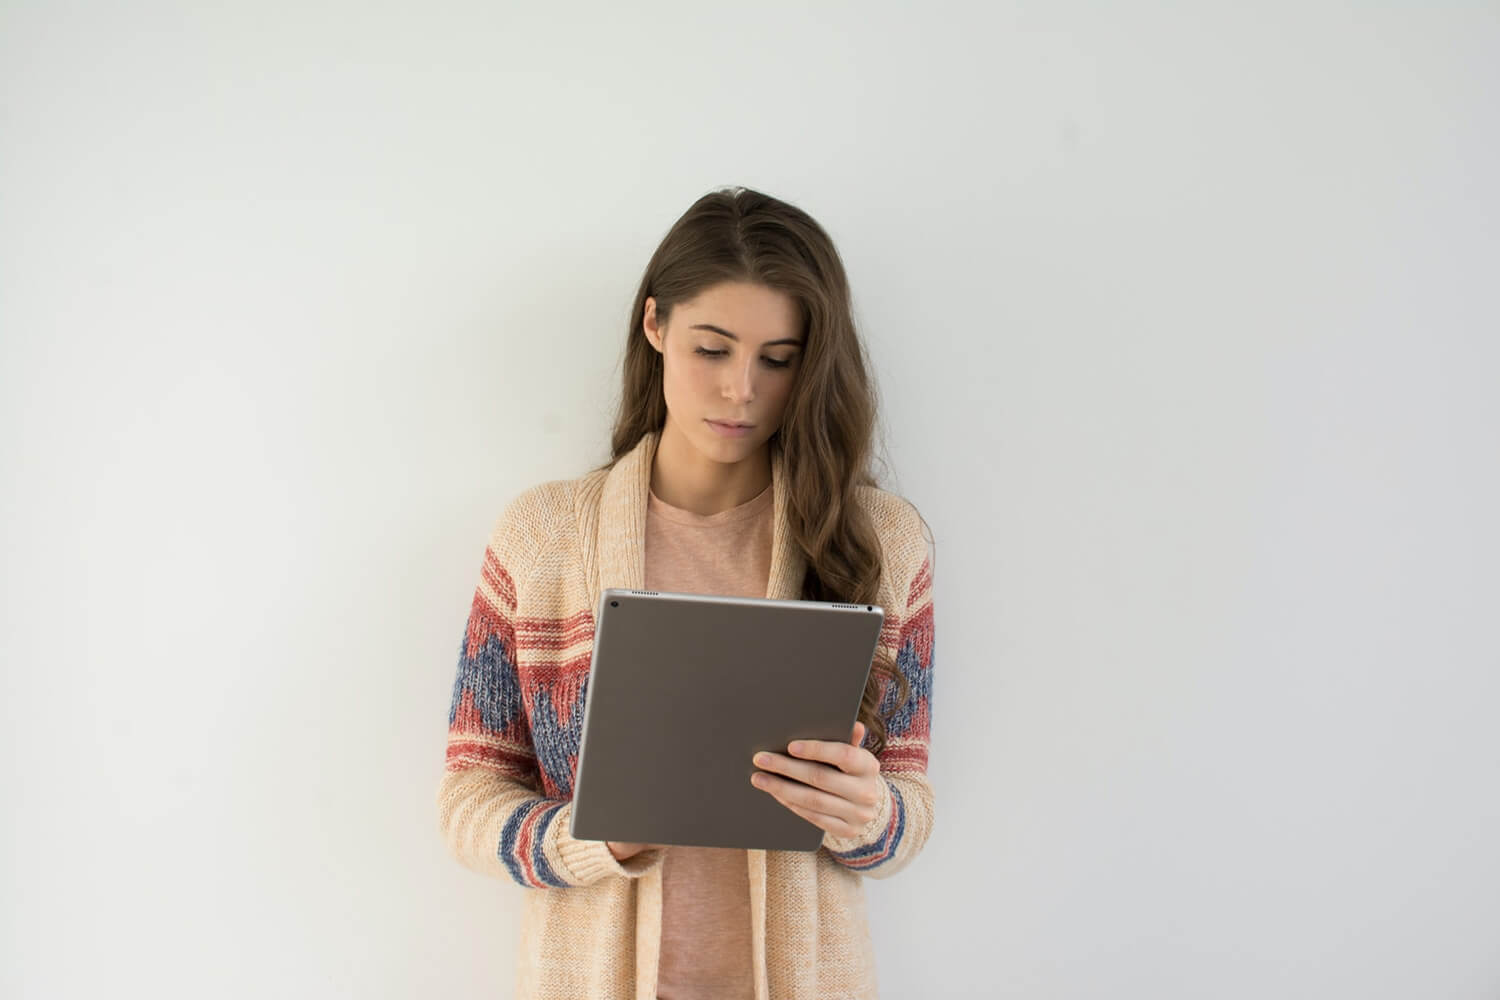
692, 346, 793, 369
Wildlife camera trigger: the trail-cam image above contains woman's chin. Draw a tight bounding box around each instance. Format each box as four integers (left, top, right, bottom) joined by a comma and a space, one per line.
694, 430, 764, 463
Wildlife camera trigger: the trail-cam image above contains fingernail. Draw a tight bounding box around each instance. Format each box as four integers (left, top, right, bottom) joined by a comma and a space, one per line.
754, 753, 770, 766
789, 741, 804, 755
751, 774, 766, 787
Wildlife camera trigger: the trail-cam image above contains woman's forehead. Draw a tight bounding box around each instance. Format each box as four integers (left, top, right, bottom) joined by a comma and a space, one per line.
677, 282, 803, 344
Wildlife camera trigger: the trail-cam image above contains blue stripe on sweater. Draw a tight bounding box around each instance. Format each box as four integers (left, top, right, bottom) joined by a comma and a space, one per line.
829, 782, 906, 866
882, 635, 934, 740
498, 800, 568, 887
498, 801, 538, 884
529, 803, 565, 887
448, 632, 528, 735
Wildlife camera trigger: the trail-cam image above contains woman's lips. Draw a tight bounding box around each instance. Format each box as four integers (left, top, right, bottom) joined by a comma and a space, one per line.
706, 420, 753, 438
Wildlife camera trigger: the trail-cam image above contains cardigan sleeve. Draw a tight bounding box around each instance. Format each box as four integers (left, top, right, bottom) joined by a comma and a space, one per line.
435, 491, 665, 889
822, 535, 936, 879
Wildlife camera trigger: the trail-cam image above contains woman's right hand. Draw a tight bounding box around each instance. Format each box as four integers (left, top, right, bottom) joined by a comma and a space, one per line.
606, 841, 664, 861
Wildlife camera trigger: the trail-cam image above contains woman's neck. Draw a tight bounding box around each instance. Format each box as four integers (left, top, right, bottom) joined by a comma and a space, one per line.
649, 423, 772, 517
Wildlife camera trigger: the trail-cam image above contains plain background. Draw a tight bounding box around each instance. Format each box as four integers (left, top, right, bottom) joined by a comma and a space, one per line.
3, 2, 1497, 997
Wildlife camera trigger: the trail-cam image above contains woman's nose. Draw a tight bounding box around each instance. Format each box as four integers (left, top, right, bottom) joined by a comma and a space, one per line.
723, 360, 757, 403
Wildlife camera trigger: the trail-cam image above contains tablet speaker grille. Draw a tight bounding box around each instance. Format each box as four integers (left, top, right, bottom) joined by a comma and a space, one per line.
632, 590, 660, 596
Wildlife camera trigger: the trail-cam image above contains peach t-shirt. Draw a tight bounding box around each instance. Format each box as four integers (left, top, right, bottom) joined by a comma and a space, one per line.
646, 480, 774, 1000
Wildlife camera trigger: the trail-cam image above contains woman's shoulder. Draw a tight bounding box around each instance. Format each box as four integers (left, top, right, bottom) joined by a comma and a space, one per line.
497, 477, 573, 525
854, 484, 933, 584
493, 454, 613, 527
486, 469, 598, 565
854, 483, 925, 539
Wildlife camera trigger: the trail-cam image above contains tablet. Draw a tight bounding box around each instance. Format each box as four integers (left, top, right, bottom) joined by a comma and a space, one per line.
568, 588, 885, 852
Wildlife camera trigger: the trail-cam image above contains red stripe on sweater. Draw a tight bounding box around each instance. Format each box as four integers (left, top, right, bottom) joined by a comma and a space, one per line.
519, 668, 589, 730
450, 687, 486, 732
521, 651, 594, 685
898, 602, 934, 670
443, 740, 537, 778
481, 549, 517, 611
465, 589, 517, 661
908, 556, 932, 606
515, 610, 595, 650
879, 744, 929, 773
514, 803, 550, 887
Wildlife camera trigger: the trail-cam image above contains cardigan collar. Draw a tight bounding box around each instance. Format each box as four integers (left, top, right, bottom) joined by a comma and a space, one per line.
595, 430, 806, 602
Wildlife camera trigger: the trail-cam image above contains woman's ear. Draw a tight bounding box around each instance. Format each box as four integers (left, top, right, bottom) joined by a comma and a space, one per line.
642, 296, 664, 353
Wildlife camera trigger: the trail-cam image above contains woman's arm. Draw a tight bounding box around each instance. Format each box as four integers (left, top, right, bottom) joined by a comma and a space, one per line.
749, 546, 936, 878
821, 548, 936, 878
436, 494, 665, 888
436, 769, 663, 887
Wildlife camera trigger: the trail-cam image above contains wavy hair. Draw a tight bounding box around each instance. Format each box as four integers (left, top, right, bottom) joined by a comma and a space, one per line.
605, 186, 911, 755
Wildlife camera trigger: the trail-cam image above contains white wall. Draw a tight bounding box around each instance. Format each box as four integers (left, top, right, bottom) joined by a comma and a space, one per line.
3, 2, 1497, 997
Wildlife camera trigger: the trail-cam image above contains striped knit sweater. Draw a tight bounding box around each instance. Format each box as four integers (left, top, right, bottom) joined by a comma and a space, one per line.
437, 431, 935, 1000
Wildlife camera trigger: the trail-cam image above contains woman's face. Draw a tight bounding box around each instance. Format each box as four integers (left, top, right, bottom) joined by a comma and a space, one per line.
643, 280, 804, 467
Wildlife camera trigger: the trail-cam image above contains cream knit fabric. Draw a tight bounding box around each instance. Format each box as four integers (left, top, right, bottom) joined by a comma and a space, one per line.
437, 431, 936, 999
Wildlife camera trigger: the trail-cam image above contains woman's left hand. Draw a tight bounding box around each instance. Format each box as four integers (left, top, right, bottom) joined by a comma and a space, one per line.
750, 720, 884, 839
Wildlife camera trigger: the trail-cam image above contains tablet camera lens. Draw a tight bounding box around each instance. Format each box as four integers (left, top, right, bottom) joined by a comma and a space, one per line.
867, 605, 873, 611
610, 600, 619, 607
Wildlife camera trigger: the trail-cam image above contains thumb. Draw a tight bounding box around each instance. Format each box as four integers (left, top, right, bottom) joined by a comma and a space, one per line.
850, 720, 866, 747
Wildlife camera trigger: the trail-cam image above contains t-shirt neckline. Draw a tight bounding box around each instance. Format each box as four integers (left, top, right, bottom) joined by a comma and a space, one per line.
646, 482, 773, 526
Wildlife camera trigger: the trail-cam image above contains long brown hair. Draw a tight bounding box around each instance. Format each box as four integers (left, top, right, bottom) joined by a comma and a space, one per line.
606, 186, 911, 755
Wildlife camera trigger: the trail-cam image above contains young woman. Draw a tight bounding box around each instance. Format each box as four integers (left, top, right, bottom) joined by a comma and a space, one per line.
438, 186, 936, 1000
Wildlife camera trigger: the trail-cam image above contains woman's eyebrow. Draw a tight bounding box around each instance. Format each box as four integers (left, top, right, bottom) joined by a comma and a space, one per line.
690, 323, 803, 347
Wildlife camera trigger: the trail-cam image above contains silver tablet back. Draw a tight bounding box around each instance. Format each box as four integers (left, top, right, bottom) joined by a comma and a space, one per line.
569, 589, 884, 852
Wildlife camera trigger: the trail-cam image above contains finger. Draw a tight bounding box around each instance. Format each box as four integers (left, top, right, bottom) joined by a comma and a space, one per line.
783, 737, 879, 776
751, 770, 877, 828
608, 841, 660, 861
753, 751, 876, 804
763, 789, 865, 839
850, 720, 866, 747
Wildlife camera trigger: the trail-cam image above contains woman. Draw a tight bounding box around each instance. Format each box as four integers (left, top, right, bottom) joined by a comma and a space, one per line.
438, 186, 936, 1000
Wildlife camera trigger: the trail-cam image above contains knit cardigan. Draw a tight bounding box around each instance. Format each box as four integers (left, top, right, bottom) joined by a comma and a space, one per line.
436, 431, 935, 1000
